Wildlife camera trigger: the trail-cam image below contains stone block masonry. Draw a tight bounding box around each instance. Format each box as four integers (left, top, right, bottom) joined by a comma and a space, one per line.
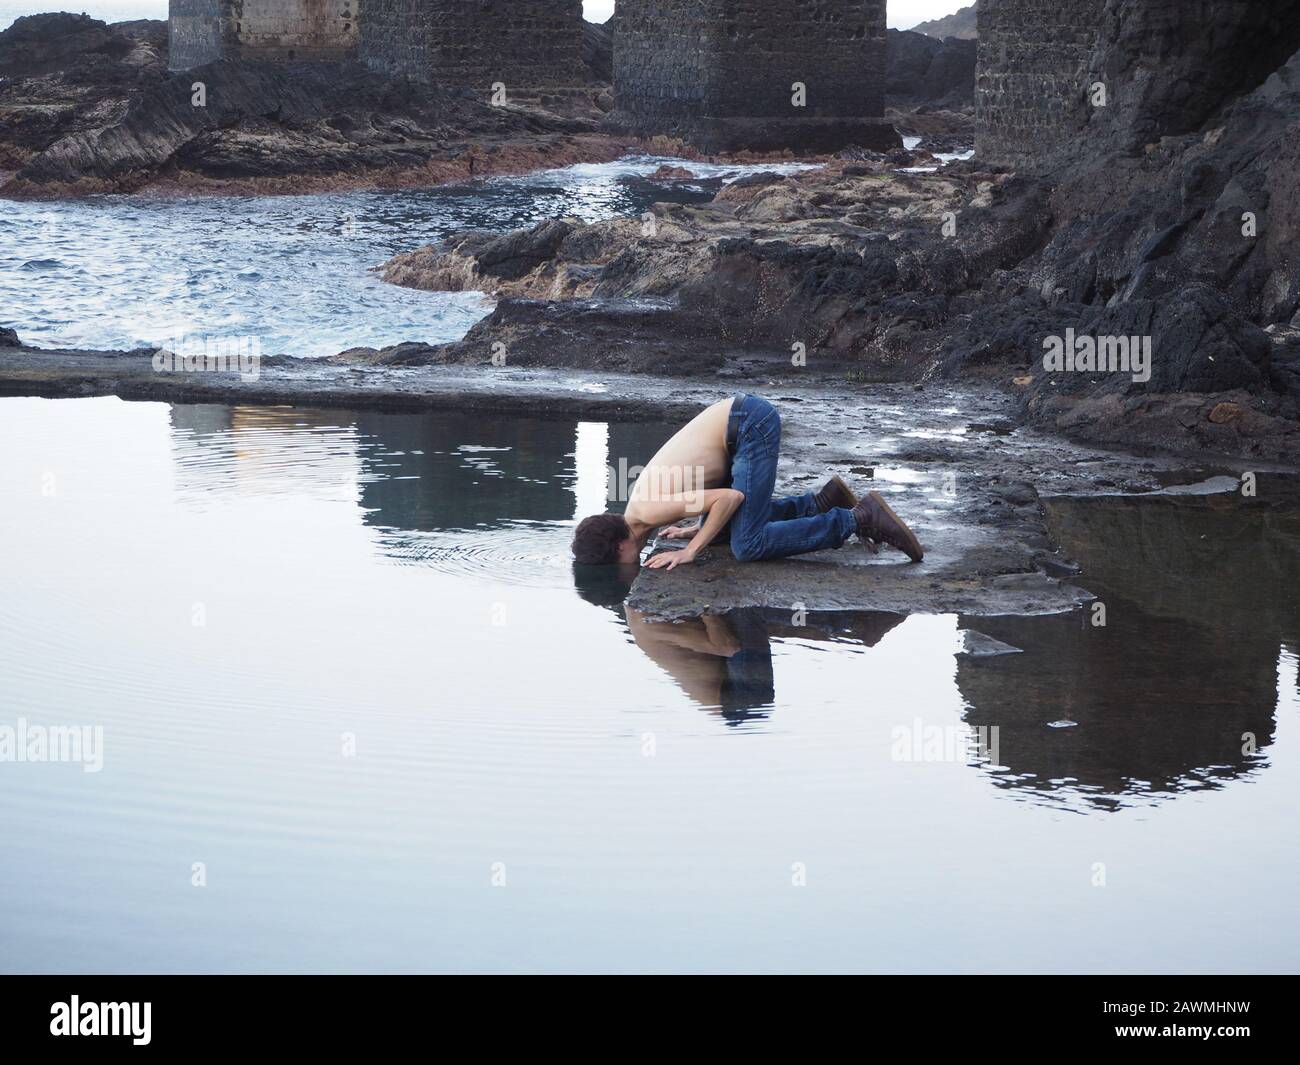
611, 0, 897, 153
975, 0, 1107, 167
169, 0, 359, 71
169, 1, 584, 91
359, 0, 584, 91
168, 0, 224, 69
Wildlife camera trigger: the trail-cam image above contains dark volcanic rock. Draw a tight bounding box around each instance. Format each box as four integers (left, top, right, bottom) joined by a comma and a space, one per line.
0, 14, 168, 171
0, 12, 163, 77
468, 219, 578, 282
337, 297, 725, 377
886, 28, 977, 110
1081, 0, 1300, 160
582, 19, 614, 84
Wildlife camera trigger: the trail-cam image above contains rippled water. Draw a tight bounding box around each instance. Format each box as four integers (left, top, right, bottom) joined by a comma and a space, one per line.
0, 156, 812, 357
2, 395, 1299, 973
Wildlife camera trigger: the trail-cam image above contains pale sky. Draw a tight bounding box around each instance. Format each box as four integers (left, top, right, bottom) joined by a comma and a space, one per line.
2, 1, 971, 32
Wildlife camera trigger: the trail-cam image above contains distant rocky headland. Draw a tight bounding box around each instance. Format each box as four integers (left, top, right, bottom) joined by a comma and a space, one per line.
913, 2, 978, 41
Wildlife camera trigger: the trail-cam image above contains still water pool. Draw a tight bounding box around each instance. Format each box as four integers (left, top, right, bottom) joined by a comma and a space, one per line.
1, 395, 1298, 973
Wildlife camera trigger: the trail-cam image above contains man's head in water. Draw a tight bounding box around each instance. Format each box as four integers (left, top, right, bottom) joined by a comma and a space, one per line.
572, 513, 639, 565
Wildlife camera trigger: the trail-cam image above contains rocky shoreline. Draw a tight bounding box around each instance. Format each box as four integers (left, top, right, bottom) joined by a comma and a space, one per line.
366, 152, 1300, 464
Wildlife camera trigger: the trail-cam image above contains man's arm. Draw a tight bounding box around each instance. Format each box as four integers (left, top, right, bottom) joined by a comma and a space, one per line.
643, 488, 744, 570
627, 487, 737, 529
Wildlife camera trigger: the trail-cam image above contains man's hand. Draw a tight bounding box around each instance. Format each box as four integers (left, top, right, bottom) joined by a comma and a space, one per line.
644, 548, 697, 570
661, 521, 700, 540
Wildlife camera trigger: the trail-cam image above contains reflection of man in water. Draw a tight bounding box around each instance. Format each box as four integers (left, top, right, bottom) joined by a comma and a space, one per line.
571, 394, 924, 569
569, 565, 775, 716
571, 567, 906, 721
625, 607, 775, 717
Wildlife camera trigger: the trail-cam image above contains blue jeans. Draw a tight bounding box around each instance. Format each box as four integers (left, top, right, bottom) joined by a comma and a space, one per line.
725, 394, 856, 562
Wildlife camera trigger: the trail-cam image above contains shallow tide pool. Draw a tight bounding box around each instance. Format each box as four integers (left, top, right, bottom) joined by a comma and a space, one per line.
2, 395, 1298, 973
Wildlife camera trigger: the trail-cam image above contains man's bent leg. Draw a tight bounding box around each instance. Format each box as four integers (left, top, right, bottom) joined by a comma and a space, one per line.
733, 509, 857, 561
727, 398, 856, 562
727, 399, 783, 556
768, 493, 820, 522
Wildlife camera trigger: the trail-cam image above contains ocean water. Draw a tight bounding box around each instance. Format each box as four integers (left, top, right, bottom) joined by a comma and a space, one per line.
0, 157, 811, 357
1, 395, 1298, 974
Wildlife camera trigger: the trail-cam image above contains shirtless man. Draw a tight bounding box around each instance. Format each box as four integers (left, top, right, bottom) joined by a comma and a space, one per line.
571, 393, 924, 569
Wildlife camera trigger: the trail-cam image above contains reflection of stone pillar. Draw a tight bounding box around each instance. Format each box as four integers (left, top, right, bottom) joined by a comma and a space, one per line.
603, 419, 668, 515
611, 0, 897, 153
353, 410, 583, 530
167, 402, 233, 438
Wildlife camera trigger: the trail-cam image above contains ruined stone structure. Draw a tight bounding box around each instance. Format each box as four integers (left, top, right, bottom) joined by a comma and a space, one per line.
976, 1, 1300, 168
168, 0, 584, 90
610, 0, 896, 153
169, 0, 359, 70
359, 0, 584, 90
975, 0, 1106, 167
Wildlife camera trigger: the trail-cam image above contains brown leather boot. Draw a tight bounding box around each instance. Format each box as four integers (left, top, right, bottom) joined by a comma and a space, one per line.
814, 474, 857, 513
852, 491, 925, 562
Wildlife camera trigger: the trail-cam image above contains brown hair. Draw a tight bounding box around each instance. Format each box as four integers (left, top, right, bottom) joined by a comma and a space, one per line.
572, 513, 631, 565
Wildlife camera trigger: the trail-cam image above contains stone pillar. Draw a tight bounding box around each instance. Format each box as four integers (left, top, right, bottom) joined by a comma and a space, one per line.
975, 0, 1107, 167
169, 0, 225, 70
359, 0, 585, 91
168, 0, 360, 70
611, 0, 896, 153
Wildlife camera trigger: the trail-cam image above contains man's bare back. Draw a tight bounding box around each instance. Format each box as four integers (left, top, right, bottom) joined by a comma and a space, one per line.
626, 397, 733, 520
